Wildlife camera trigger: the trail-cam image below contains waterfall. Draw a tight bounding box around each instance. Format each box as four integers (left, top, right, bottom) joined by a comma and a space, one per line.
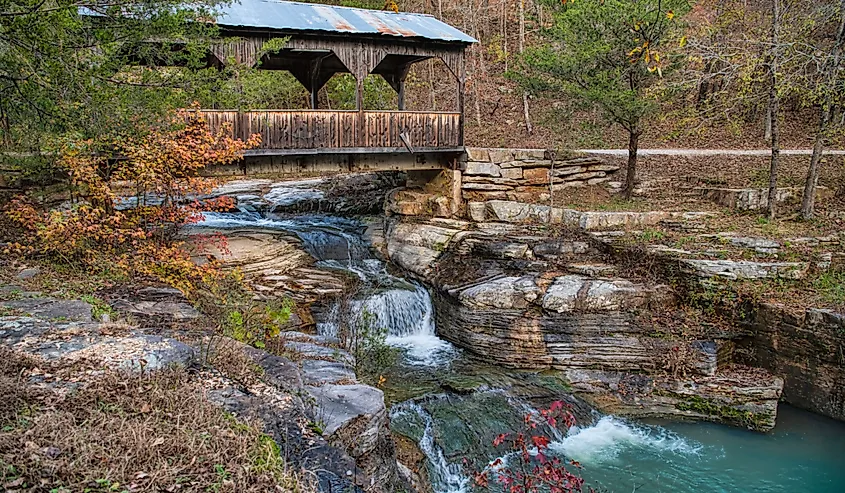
391, 402, 471, 493
195, 180, 458, 367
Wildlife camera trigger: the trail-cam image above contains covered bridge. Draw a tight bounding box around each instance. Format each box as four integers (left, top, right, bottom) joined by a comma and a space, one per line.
204, 0, 476, 157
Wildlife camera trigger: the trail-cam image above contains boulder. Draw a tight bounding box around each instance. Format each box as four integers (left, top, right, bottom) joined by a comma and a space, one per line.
301, 359, 357, 385
1, 298, 92, 322
542, 275, 667, 313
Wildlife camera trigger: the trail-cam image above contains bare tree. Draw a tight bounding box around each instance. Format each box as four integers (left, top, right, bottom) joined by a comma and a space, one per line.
801, 0, 845, 219
519, 0, 533, 134
767, 0, 782, 220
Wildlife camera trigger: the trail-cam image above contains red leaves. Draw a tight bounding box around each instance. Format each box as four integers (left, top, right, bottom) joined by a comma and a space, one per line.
3, 108, 259, 295
473, 401, 585, 493
532, 435, 551, 449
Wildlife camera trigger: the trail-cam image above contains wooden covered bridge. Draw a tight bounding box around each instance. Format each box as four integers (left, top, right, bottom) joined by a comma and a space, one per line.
201, 0, 476, 161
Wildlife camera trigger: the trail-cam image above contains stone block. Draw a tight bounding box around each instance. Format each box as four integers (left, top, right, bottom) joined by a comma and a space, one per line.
461, 182, 512, 191
550, 182, 586, 192
467, 202, 487, 222
488, 149, 514, 164
462, 190, 509, 201
551, 166, 587, 177
486, 200, 552, 223
464, 161, 502, 177
585, 163, 621, 172
522, 168, 550, 185
464, 176, 520, 186
465, 148, 490, 162
513, 149, 547, 161
501, 167, 523, 179
561, 171, 606, 182
432, 196, 451, 218
587, 177, 611, 185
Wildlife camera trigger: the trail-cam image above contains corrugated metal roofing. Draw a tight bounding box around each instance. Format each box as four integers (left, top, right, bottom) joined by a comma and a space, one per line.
216, 0, 477, 43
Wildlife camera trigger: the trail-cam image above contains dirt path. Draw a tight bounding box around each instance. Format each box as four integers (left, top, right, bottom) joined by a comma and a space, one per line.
579, 148, 845, 156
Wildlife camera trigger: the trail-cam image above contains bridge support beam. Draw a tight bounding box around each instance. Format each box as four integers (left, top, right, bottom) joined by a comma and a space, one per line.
203, 150, 461, 177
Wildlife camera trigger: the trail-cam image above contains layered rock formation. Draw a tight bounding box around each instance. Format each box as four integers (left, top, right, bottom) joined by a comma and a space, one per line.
738, 304, 845, 421
381, 216, 784, 431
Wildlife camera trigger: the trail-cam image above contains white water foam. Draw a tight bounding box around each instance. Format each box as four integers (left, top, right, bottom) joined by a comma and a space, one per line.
549, 415, 702, 464
357, 284, 457, 367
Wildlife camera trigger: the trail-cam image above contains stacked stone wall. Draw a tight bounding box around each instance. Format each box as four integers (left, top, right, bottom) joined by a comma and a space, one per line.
461, 148, 620, 203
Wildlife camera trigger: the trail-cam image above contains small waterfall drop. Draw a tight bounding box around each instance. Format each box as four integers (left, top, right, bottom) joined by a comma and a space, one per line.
196, 181, 457, 367
391, 402, 471, 493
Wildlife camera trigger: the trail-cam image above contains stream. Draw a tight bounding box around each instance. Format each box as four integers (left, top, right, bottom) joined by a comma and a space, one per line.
196, 180, 845, 493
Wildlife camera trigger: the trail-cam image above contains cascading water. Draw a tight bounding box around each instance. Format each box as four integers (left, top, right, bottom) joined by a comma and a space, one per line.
195, 179, 845, 493
196, 181, 457, 367
391, 401, 471, 493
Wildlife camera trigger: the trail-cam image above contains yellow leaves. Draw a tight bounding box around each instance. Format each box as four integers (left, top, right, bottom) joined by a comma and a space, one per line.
679, 35, 688, 48
666, 10, 675, 20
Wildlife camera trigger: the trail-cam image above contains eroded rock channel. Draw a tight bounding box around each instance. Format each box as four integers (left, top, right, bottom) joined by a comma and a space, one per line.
5, 172, 844, 492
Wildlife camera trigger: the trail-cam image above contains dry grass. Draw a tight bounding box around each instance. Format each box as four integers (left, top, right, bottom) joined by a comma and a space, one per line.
0, 347, 313, 493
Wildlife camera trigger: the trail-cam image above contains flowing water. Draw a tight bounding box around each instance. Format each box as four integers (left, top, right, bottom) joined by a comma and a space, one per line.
197, 180, 845, 493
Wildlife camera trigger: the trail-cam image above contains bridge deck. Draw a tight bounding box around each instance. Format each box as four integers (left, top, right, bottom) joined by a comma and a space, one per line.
202, 110, 463, 155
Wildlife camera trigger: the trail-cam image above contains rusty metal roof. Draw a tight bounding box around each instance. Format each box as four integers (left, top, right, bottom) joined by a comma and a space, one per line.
216, 0, 477, 43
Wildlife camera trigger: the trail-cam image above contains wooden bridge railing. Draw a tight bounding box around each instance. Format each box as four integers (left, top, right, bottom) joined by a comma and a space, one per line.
200, 110, 462, 152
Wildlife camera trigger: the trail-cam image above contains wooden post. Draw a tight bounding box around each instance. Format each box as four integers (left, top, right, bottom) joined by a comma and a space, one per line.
309, 57, 323, 110
457, 79, 465, 147
397, 79, 406, 111
356, 75, 365, 147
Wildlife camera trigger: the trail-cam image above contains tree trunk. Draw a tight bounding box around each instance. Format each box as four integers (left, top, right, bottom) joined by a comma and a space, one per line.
801, 0, 845, 219
519, 0, 532, 134
624, 128, 640, 200
766, 0, 781, 220
764, 103, 772, 142
801, 107, 830, 219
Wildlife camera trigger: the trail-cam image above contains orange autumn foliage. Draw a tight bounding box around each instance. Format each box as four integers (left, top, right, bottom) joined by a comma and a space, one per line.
4, 109, 260, 293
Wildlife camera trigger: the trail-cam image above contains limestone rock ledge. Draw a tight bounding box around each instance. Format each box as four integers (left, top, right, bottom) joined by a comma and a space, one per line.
564, 366, 784, 432
383, 217, 786, 431
0, 297, 404, 493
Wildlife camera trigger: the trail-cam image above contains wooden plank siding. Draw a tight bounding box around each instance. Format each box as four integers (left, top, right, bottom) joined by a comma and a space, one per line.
199, 110, 461, 151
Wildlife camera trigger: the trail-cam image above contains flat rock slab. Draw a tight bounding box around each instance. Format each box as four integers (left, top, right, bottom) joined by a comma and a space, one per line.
682, 259, 808, 280
542, 275, 666, 313
1, 298, 92, 322
458, 276, 542, 310
0, 316, 194, 370
75, 334, 195, 370
301, 359, 357, 385
112, 300, 201, 321
306, 384, 385, 437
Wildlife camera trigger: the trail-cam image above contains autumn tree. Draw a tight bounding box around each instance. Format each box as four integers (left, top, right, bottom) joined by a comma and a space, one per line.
5, 110, 259, 292
0, 0, 221, 177
473, 401, 585, 493
515, 0, 691, 198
